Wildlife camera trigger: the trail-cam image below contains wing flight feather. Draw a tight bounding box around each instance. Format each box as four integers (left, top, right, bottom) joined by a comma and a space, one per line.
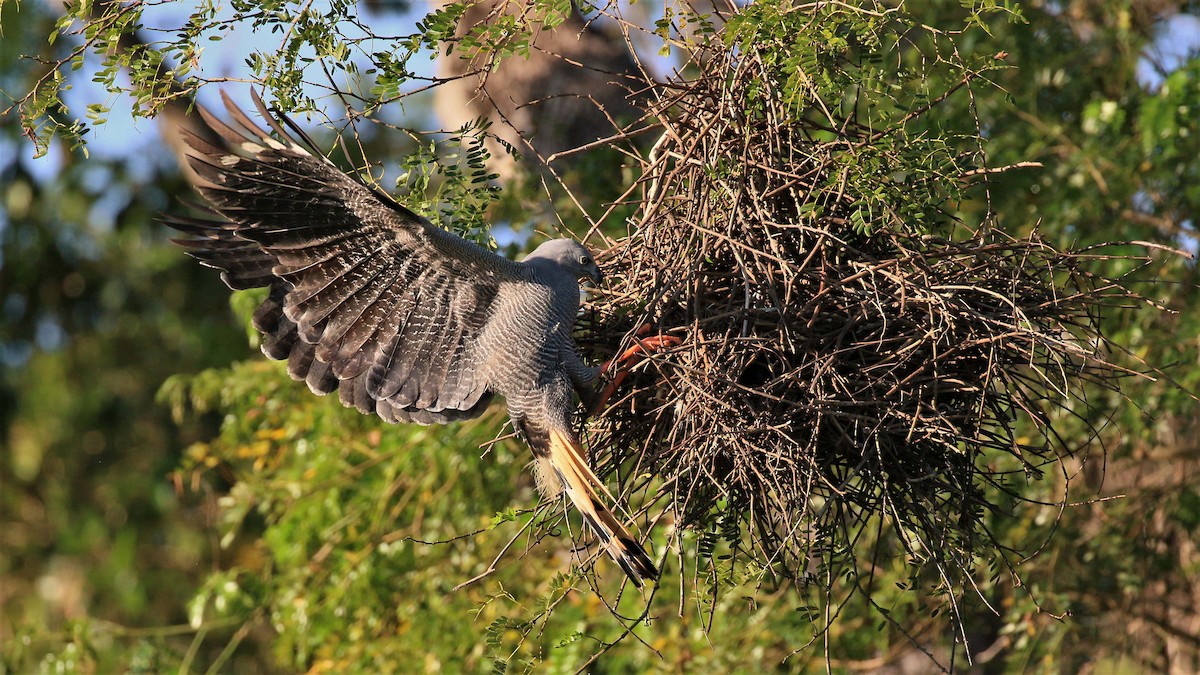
164, 89, 522, 423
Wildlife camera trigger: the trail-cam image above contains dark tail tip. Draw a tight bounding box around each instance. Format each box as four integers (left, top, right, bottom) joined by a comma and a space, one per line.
578, 511, 659, 587
613, 537, 659, 588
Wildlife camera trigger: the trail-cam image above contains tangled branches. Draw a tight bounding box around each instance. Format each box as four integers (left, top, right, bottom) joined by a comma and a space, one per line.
577, 1, 1162, 639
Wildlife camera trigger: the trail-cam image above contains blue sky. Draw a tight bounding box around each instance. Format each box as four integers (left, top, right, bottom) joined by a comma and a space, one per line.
21, 1, 430, 182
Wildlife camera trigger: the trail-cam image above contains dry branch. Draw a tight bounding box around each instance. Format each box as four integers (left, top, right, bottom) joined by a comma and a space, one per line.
574, 5, 1164, 635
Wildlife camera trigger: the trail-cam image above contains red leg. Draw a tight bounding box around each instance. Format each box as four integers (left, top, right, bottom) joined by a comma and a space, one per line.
591, 327, 682, 414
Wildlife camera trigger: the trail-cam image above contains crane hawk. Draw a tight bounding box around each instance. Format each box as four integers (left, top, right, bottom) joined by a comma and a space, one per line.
163, 91, 658, 586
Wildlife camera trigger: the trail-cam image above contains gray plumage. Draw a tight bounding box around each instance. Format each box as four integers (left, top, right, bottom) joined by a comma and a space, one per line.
163, 91, 657, 585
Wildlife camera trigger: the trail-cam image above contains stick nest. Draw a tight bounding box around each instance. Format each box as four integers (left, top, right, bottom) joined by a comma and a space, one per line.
578, 35, 1146, 584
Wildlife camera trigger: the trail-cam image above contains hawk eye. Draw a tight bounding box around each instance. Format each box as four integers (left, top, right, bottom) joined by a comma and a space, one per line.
579, 255, 591, 265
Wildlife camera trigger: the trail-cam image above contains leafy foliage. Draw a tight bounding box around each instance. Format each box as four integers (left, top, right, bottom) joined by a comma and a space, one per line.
4, 0, 1200, 672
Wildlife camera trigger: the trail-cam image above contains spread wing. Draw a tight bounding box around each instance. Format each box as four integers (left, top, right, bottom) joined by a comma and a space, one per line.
164, 90, 524, 424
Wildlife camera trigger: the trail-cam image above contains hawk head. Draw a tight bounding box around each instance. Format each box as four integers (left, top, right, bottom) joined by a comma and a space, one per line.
525, 238, 602, 284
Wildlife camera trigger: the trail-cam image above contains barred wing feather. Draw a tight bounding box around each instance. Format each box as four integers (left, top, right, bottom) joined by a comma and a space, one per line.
164, 90, 522, 424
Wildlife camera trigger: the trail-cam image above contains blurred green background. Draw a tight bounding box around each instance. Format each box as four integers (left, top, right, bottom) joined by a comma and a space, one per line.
3, 0, 1200, 672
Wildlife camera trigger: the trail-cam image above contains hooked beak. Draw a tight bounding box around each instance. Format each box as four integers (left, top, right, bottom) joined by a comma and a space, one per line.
580, 266, 603, 288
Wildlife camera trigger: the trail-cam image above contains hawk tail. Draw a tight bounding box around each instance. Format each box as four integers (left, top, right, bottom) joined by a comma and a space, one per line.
537, 427, 658, 587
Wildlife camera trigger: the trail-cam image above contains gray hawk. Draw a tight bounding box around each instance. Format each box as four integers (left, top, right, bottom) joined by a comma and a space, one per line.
163, 91, 658, 586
